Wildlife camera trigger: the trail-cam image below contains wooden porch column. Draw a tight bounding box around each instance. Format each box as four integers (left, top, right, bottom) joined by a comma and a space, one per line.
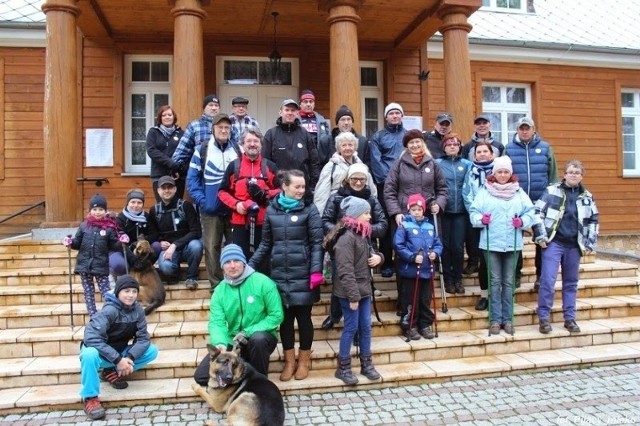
170, 0, 208, 124
437, 5, 475, 139
321, 1, 362, 128
41, 0, 81, 224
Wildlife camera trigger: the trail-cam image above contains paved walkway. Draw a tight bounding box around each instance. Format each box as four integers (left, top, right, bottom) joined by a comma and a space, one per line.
1, 363, 639, 425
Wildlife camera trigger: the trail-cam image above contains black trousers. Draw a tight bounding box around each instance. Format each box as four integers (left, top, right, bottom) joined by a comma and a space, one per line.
399, 276, 434, 330
465, 218, 481, 267
280, 305, 314, 351
193, 331, 277, 385
516, 244, 542, 281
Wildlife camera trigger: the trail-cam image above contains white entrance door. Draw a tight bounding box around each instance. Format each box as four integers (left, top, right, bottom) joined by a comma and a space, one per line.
218, 85, 298, 132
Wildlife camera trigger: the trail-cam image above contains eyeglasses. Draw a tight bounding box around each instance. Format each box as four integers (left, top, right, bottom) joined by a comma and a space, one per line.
349, 177, 366, 183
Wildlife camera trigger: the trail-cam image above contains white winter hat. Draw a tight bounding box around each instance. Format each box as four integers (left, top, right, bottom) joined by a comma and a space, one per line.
384, 102, 404, 118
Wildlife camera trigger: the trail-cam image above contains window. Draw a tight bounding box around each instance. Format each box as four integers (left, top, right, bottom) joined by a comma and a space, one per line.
360, 62, 384, 139
223, 59, 293, 85
481, 0, 533, 13
481, 83, 532, 145
124, 55, 172, 173
622, 89, 640, 176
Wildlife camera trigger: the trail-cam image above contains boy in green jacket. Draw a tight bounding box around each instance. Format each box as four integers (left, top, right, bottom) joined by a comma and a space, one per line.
193, 244, 284, 384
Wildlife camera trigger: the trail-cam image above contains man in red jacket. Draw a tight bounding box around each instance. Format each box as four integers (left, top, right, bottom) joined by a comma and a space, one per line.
218, 128, 280, 271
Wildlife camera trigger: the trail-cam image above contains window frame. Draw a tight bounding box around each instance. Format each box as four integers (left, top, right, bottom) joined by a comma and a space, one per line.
480, 82, 532, 146
360, 61, 384, 139
621, 88, 640, 177
481, 0, 529, 13
123, 54, 173, 174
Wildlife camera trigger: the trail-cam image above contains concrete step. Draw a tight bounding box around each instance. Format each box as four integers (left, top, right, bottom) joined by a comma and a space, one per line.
1, 337, 639, 414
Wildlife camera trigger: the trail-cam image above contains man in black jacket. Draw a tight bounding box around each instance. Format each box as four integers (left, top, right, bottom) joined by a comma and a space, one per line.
461, 113, 504, 161
423, 112, 453, 159
317, 104, 370, 166
148, 175, 203, 290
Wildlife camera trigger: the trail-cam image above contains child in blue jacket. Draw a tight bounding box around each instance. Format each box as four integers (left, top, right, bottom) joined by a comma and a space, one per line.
393, 194, 443, 340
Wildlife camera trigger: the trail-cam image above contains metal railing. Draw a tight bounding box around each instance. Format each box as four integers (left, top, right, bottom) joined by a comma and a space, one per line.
0, 200, 45, 225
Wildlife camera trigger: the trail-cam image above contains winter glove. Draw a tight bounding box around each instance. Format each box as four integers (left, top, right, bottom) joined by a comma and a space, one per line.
309, 272, 324, 290
247, 182, 268, 204
243, 200, 259, 214
62, 236, 73, 247
481, 213, 492, 226
232, 331, 249, 347
119, 234, 130, 244
512, 216, 523, 229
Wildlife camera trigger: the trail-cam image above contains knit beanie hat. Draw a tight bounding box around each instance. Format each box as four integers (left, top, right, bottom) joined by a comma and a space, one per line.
340, 196, 371, 218
334, 105, 354, 124
220, 244, 246, 265
202, 94, 220, 108
88, 193, 107, 210
384, 102, 404, 118
347, 163, 369, 180
402, 129, 424, 147
492, 156, 513, 174
407, 193, 427, 211
114, 275, 140, 297
126, 189, 145, 203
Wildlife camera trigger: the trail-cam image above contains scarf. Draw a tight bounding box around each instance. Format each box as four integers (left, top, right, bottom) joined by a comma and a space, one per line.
159, 124, 176, 138
277, 193, 302, 212
411, 153, 425, 165
341, 185, 372, 200
86, 213, 119, 230
342, 215, 372, 239
122, 207, 147, 224
299, 111, 315, 118
472, 160, 494, 186
484, 180, 520, 200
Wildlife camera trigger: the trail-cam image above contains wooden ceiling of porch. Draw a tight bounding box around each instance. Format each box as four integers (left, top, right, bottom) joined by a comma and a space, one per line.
75, 0, 460, 48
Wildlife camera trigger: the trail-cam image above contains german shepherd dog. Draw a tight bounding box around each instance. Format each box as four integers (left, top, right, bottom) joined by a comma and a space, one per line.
191, 345, 285, 426
129, 237, 166, 315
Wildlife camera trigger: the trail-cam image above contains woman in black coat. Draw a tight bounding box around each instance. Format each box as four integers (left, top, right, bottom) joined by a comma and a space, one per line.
146, 105, 185, 201
320, 163, 388, 330
249, 169, 324, 382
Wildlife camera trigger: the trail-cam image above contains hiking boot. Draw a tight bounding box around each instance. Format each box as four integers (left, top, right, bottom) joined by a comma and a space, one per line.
185, 278, 198, 290
83, 397, 106, 420
475, 297, 488, 311
503, 321, 515, 335
463, 263, 479, 275
539, 318, 552, 334
321, 316, 336, 330
359, 355, 381, 380
454, 281, 465, 294
444, 283, 456, 294
489, 322, 501, 335
335, 357, 358, 385
564, 320, 581, 333
404, 328, 421, 340
100, 368, 128, 389
419, 326, 435, 339
381, 267, 394, 278
533, 280, 540, 291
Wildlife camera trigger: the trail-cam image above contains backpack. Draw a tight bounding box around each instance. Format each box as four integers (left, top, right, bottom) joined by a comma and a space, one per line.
232, 157, 270, 183
155, 199, 186, 224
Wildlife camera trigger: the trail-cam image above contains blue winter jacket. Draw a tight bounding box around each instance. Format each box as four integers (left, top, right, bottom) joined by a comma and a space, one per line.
393, 215, 443, 280
369, 123, 406, 185
469, 185, 535, 252
435, 155, 472, 213
186, 138, 239, 216
504, 134, 558, 202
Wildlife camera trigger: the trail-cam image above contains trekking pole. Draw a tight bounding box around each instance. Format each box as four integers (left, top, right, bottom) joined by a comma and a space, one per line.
485, 225, 492, 337
248, 204, 259, 254
431, 211, 448, 313
510, 216, 519, 336
122, 242, 129, 275
429, 259, 439, 338
404, 250, 422, 343
66, 234, 75, 330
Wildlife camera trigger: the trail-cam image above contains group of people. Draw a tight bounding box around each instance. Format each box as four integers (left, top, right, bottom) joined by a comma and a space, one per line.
68, 93, 599, 421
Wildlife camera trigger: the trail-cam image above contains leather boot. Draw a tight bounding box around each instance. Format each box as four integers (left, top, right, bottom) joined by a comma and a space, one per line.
335, 356, 358, 385
295, 349, 312, 380
359, 355, 381, 380
279, 349, 296, 382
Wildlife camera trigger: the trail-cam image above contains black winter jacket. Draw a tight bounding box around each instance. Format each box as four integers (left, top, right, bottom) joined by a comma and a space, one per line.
249, 197, 324, 307
116, 211, 150, 249
146, 126, 184, 179
147, 198, 202, 250
321, 185, 387, 240
70, 221, 121, 275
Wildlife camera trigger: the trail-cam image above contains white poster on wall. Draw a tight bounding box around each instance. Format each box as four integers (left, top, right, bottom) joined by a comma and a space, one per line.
86, 129, 114, 167
402, 116, 423, 131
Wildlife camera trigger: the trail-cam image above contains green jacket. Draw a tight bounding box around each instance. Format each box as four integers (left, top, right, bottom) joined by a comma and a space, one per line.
208, 271, 284, 347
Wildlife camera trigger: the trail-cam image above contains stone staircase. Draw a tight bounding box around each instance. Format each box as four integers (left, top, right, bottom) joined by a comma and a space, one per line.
0, 239, 639, 415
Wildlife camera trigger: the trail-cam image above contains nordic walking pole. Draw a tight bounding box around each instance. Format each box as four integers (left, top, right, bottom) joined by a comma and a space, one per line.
431, 211, 448, 313
404, 250, 422, 343
510, 215, 519, 336
66, 234, 75, 330
122, 242, 129, 275
429, 258, 438, 338
485, 225, 492, 337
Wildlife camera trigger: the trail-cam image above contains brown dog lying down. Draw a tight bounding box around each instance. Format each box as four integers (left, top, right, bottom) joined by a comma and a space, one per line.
191, 345, 285, 426
129, 237, 165, 315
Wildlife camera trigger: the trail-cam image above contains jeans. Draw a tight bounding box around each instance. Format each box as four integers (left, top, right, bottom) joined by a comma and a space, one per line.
441, 212, 466, 284
338, 296, 372, 358
79, 343, 158, 399
201, 215, 232, 287
109, 244, 161, 277
486, 250, 518, 324
157, 238, 203, 281
537, 241, 581, 321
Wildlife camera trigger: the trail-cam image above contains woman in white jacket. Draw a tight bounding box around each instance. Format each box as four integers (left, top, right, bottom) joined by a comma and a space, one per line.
314, 132, 376, 215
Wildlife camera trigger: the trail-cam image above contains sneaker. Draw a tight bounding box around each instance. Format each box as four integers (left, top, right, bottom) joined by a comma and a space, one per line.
539, 318, 552, 334
419, 326, 435, 339
321, 315, 336, 330
474, 297, 488, 311
373, 288, 383, 297
533, 280, 540, 291
489, 322, 501, 335
503, 322, 515, 335
564, 320, 581, 333
463, 263, 478, 275
100, 368, 128, 389
444, 283, 456, 294
83, 397, 106, 420
381, 267, 394, 278
185, 278, 199, 291
404, 328, 421, 340
454, 281, 465, 294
